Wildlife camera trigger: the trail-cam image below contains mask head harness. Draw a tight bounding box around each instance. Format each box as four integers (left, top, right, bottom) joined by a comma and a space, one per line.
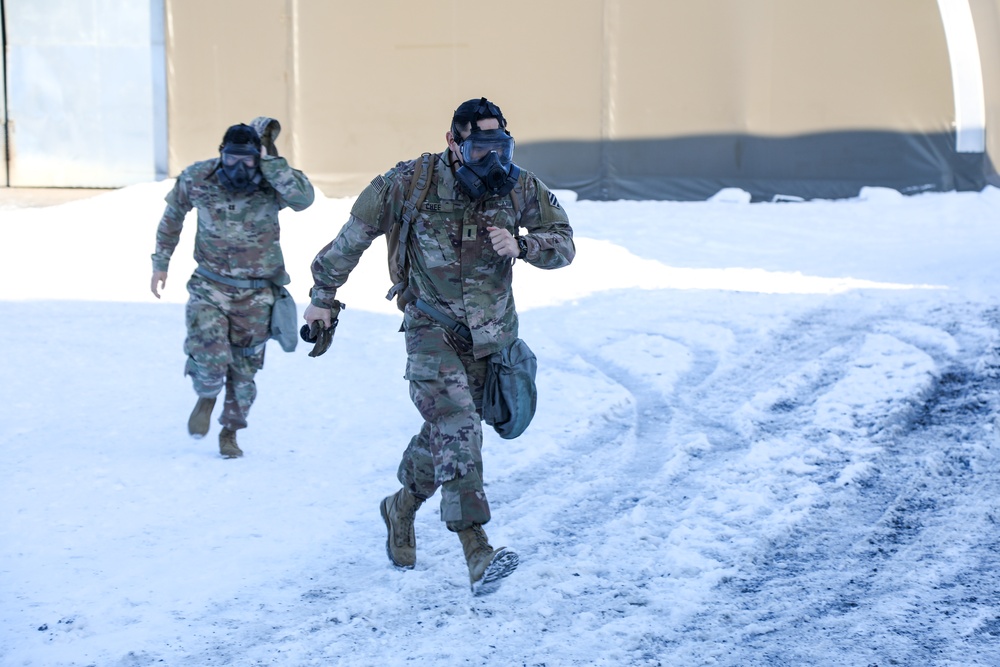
451, 98, 521, 199
217, 123, 263, 193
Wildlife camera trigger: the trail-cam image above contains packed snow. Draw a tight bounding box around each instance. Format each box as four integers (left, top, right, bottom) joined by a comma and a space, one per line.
2, 179, 1000, 666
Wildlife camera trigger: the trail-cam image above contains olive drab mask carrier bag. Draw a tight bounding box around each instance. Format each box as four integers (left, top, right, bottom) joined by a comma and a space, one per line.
482, 338, 537, 439
270, 285, 298, 352
384, 152, 537, 439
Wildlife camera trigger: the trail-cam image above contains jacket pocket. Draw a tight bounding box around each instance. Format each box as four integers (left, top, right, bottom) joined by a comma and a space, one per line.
412, 213, 457, 268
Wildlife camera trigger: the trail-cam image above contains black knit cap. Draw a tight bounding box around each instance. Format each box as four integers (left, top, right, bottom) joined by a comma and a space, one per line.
219, 123, 262, 153
451, 97, 509, 139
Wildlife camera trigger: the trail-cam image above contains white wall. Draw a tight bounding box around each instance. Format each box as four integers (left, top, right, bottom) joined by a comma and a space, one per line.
4, 0, 166, 187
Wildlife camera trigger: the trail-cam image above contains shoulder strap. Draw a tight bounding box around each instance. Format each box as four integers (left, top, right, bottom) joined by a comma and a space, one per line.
386, 152, 437, 302
509, 176, 522, 222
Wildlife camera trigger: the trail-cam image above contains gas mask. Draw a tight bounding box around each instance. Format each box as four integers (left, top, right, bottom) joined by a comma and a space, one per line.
218, 143, 263, 193
455, 129, 521, 199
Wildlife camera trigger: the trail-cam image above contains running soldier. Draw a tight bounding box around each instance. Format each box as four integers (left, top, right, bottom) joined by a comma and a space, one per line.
303, 98, 575, 593
151, 119, 315, 458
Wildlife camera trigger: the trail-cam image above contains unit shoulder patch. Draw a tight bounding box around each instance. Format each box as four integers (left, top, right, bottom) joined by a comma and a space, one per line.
548, 192, 561, 209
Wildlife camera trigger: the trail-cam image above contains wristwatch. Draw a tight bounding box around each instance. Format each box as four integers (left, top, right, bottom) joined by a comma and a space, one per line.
516, 236, 529, 260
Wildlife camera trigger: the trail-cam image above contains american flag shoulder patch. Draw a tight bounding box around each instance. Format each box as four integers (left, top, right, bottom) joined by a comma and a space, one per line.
548, 192, 561, 209
370, 174, 387, 192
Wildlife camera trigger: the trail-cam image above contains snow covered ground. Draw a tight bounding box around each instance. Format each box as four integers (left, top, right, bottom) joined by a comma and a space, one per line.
2, 180, 1000, 666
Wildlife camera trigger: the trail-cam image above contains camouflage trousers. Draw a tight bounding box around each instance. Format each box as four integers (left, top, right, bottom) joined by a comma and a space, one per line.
184, 273, 274, 431
397, 311, 490, 532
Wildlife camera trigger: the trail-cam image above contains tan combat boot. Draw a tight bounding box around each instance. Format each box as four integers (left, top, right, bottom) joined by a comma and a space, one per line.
380, 488, 423, 569
187, 396, 217, 438
219, 427, 243, 459
457, 524, 519, 595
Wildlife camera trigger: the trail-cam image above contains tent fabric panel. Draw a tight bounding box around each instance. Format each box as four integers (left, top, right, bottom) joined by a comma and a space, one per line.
970, 0, 1000, 183
162, 0, 994, 200
287, 0, 604, 190
164, 0, 291, 173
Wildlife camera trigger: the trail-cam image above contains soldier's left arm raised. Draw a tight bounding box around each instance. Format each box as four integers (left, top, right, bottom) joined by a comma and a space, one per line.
516, 175, 575, 269
259, 154, 316, 211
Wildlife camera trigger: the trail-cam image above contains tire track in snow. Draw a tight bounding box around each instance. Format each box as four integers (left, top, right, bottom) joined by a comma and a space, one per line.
449, 302, 886, 665
672, 306, 1000, 666
510, 297, 967, 664
499, 330, 724, 537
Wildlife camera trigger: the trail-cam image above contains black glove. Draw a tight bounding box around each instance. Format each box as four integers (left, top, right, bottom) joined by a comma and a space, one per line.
300, 301, 344, 357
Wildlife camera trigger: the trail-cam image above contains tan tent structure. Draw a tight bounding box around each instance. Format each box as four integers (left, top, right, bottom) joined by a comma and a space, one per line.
3, 0, 999, 200
161, 0, 1000, 201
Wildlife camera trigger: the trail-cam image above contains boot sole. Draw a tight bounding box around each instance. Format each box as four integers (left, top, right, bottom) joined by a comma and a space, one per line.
380, 497, 415, 570
472, 548, 519, 596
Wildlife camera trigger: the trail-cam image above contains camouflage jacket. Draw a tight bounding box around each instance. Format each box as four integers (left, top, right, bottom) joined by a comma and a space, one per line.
151, 155, 315, 285
310, 150, 575, 359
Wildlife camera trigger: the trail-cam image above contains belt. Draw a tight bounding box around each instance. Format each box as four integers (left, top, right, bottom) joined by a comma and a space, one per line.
195, 266, 273, 290
414, 298, 472, 342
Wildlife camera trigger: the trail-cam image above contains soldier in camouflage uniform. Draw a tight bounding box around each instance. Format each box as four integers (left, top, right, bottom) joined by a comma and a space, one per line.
303, 98, 574, 593
151, 119, 315, 458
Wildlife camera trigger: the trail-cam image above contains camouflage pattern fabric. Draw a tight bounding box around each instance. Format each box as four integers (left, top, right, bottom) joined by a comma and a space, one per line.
184, 274, 274, 431
152, 154, 314, 286
249, 116, 281, 157
397, 313, 491, 530
309, 148, 575, 529
154, 140, 314, 432
310, 150, 574, 360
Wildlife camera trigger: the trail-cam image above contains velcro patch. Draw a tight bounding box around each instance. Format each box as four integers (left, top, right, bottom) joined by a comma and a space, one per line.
548, 192, 561, 209
370, 174, 387, 192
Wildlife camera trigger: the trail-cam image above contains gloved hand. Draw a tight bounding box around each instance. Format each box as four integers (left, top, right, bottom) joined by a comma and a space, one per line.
249, 116, 281, 157
300, 301, 344, 357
